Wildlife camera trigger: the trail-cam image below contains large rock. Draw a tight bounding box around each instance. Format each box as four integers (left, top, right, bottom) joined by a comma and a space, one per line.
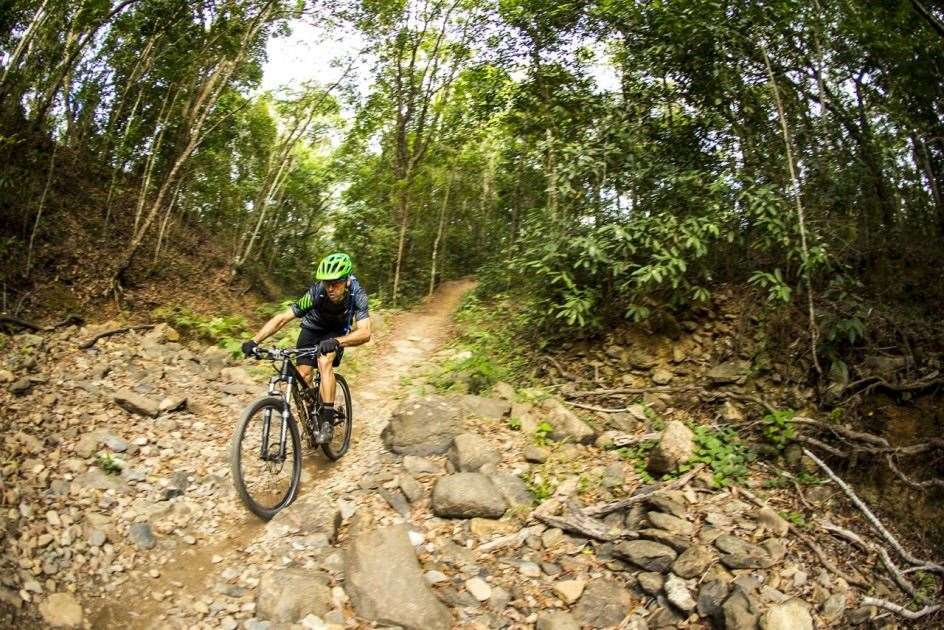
707, 360, 751, 384
488, 472, 534, 508
448, 434, 500, 472
723, 585, 761, 630
647, 420, 694, 475
344, 525, 452, 630
74, 468, 129, 493
762, 599, 813, 630
571, 579, 633, 627
672, 544, 716, 579
113, 390, 160, 418
381, 396, 465, 455
665, 574, 696, 612
455, 394, 511, 420
540, 399, 596, 444
256, 569, 332, 622
715, 535, 785, 569
697, 579, 730, 622
615, 540, 678, 573
431, 473, 507, 518
265, 496, 341, 541
39, 593, 83, 627
536, 612, 580, 630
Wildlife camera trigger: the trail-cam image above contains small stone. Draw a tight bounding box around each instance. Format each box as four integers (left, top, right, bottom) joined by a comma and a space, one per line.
638, 572, 664, 596
756, 507, 790, 536
651, 367, 674, 385
763, 598, 813, 630
39, 592, 83, 627
399, 475, 424, 503
87, 529, 106, 547
536, 612, 580, 630
465, 577, 491, 602
552, 579, 586, 604
523, 445, 549, 463
615, 539, 678, 573
424, 571, 448, 585
664, 574, 696, 612
128, 522, 156, 550
101, 434, 129, 453
647, 420, 694, 475
820, 592, 847, 623
672, 544, 716, 579
519, 561, 542, 577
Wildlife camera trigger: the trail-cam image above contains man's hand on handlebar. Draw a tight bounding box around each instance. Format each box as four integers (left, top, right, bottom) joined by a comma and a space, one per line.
317, 338, 340, 356
241, 339, 259, 358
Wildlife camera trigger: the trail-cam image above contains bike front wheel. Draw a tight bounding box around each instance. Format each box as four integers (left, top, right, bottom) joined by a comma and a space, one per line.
322, 374, 353, 460
230, 397, 301, 520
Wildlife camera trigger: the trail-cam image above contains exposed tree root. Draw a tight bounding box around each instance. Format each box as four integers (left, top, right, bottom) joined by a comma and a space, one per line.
803, 448, 944, 575
583, 465, 704, 517
860, 597, 942, 620
76, 324, 155, 349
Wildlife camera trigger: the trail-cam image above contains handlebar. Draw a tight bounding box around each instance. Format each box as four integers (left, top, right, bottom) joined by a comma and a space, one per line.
249, 347, 322, 361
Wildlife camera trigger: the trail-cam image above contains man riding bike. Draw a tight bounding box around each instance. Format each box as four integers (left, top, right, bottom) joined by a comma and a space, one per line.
240, 252, 371, 435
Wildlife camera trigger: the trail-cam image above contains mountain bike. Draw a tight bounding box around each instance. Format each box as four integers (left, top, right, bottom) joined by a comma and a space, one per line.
229, 346, 353, 519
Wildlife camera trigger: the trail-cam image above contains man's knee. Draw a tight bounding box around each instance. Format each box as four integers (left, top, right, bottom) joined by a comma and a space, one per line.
317, 353, 335, 372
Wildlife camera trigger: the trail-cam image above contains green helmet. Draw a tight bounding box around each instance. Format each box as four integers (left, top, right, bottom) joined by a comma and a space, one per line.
315, 252, 353, 280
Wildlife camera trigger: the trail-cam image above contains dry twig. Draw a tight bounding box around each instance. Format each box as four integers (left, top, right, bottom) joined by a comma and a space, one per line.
583, 465, 704, 517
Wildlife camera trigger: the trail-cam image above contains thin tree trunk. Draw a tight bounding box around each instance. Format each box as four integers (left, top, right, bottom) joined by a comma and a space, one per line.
913, 134, 944, 237
153, 178, 184, 262
103, 89, 143, 231
429, 173, 451, 296
233, 153, 293, 273
133, 89, 176, 234
26, 141, 59, 275
546, 127, 557, 219
392, 188, 410, 306
0, 0, 50, 94
762, 46, 822, 378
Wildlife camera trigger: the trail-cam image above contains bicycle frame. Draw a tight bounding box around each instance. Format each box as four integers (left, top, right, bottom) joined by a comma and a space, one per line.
261, 353, 319, 461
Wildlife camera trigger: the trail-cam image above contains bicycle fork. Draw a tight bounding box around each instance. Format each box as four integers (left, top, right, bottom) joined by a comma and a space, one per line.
259, 405, 290, 462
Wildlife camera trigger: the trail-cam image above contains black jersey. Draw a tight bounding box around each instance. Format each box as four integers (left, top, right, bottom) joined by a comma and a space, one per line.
290, 276, 369, 333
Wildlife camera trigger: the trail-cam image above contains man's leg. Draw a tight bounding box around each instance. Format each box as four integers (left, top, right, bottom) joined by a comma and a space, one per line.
317, 352, 336, 405
297, 364, 314, 388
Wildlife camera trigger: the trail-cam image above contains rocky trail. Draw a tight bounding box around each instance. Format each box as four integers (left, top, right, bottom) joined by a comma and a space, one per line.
2, 280, 942, 629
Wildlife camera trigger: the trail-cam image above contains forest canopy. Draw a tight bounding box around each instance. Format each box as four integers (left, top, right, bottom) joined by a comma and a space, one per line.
1, 0, 943, 376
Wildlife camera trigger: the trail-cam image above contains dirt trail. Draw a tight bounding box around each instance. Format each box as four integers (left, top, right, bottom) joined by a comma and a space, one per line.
87, 278, 475, 628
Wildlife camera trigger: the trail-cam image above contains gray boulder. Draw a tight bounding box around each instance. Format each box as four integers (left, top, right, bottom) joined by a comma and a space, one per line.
571, 579, 633, 627
615, 539, 678, 573
344, 525, 452, 630
647, 420, 694, 475
256, 569, 332, 623
536, 612, 580, 630
715, 535, 785, 569
381, 396, 465, 455
448, 433, 500, 472
128, 522, 156, 550
707, 360, 751, 384
264, 496, 341, 541
672, 544, 716, 579
455, 394, 511, 420
488, 472, 534, 508
113, 390, 160, 418
431, 473, 507, 518
762, 599, 813, 630
540, 399, 596, 444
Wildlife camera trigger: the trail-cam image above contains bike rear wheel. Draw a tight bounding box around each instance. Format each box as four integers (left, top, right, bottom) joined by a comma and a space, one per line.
321, 374, 353, 460
230, 397, 301, 520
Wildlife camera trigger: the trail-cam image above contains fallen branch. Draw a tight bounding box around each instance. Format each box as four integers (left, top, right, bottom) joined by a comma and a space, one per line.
820, 520, 919, 599
533, 507, 638, 542
610, 432, 661, 448
793, 416, 890, 448
77, 324, 155, 349
0, 315, 44, 331
566, 384, 701, 399
566, 401, 635, 414
738, 485, 869, 588
583, 465, 704, 517
885, 454, 944, 490
803, 448, 944, 575
860, 597, 942, 620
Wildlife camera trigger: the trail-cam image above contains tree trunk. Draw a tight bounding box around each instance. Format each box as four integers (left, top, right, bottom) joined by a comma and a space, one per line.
0, 0, 50, 95
429, 173, 451, 296
25, 141, 59, 275
762, 46, 822, 378
391, 188, 410, 305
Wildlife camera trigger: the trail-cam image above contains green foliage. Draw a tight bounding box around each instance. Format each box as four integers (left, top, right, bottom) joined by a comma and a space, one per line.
762, 410, 797, 451
780, 510, 807, 529
534, 421, 553, 446
522, 472, 554, 503
507, 416, 522, 431
749, 269, 792, 303
153, 306, 250, 356
685, 425, 754, 488
617, 440, 657, 484
96, 453, 121, 476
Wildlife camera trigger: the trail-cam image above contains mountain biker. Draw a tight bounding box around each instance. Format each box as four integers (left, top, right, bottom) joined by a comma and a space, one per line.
240, 252, 371, 434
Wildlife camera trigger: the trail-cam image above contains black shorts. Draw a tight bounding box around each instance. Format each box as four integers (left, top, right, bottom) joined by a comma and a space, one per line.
296, 327, 345, 367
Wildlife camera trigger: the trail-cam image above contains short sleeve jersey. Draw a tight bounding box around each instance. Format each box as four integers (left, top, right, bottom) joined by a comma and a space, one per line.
291, 275, 369, 333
